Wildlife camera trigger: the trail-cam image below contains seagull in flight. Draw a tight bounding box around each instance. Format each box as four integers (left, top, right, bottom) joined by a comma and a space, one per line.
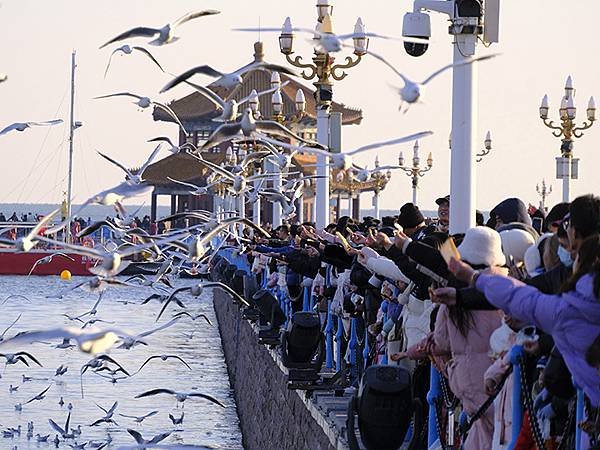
234, 16, 428, 54
21, 384, 53, 406
124, 429, 173, 448
259, 132, 433, 171
147, 136, 197, 154
118, 410, 159, 424
117, 317, 182, 350
161, 62, 296, 92
27, 253, 75, 276
0, 351, 43, 367
0, 119, 63, 136
135, 388, 225, 407
90, 401, 119, 426
48, 411, 74, 439
94, 92, 187, 133
135, 354, 192, 374
100, 10, 220, 48
104, 45, 164, 78
167, 177, 220, 197
367, 50, 499, 109
97, 143, 162, 185
0, 314, 22, 342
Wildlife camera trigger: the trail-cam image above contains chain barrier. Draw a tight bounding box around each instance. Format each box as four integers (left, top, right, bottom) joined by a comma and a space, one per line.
518, 355, 547, 450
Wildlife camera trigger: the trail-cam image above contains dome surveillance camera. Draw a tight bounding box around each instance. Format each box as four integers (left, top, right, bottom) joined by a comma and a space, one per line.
402, 11, 431, 57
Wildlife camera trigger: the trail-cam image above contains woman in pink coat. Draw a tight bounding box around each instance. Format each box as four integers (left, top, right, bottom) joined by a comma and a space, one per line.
433, 227, 506, 450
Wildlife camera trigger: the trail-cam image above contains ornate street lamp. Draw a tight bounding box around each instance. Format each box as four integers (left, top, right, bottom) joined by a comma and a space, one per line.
398, 141, 433, 206
539, 75, 596, 201
536, 179, 553, 212
476, 130, 492, 162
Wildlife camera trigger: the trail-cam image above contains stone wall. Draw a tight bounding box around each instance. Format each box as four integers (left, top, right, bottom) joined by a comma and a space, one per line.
213, 289, 346, 450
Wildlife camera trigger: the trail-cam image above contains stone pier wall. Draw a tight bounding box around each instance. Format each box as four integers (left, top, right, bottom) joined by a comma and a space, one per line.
213, 289, 346, 450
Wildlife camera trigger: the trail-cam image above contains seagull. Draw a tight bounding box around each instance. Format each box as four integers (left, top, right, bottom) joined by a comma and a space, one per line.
199, 108, 321, 151
125, 429, 172, 447
1, 294, 31, 305
0, 351, 43, 367
9, 384, 19, 392
259, 189, 297, 219
156, 281, 249, 321
259, 132, 433, 171
0, 208, 60, 251
170, 79, 289, 123
104, 45, 164, 78
97, 144, 162, 185
166, 177, 220, 196
169, 412, 184, 425
353, 164, 403, 182
36, 434, 50, 442
116, 317, 182, 350
171, 311, 212, 324
134, 388, 225, 407
27, 253, 75, 276
55, 365, 68, 376
22, 384, 52, 405
118, 410, 159, 424
0, 314, 22, 342
367, 50, 498, 109
90, 401, 119, 426
100, 10, 220, 48
147, 136, 197, 154
48, 412, 74, 439
81, 318, 115, 329
94, 92, 187, 133
0, 74, 7, 83
1, 326, 131, 355
0, 119, 63, 136
135, 354, 192, 374
234, 17, 428, 54
161, 62, 296, 92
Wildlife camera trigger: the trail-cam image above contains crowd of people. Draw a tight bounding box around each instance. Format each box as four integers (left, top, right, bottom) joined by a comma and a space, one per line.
242, 193, 600, 450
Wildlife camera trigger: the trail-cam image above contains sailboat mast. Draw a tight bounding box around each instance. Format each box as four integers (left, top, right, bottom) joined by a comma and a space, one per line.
65, 50, 76, 244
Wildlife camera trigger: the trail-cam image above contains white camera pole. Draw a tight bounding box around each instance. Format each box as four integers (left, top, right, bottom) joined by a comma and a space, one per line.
411, 0, 498, 233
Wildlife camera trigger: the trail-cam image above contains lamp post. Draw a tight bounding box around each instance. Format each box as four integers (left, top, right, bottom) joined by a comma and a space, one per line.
398, 141, 433, 206
536, 179, 552, 212
539, 76, 596, 202
476, 130, 492, 163
370, 156, 392, 219
278, 3, 368, 228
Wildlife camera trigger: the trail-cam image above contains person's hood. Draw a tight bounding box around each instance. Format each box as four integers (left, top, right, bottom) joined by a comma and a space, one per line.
490, 198, 532, 227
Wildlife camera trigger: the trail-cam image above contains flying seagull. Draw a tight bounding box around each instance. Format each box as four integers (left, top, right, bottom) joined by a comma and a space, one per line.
0, 119, 63, 136
147, 136, 197, 154
0, 207, 60, 251
118, 410, 159, 424
94, 92, 187, 133
100, 10, 220, 48
135, 388, 225, 407
0, 351, 43, 367
104, 45, 164, 78
367, 50, 499, 109
27, 253, 75, 276
97, 143, 162, 185
135, 354, 192, 374
161, 62, 296, 92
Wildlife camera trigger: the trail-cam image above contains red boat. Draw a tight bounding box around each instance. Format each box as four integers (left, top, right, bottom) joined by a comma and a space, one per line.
0, 248, 94, 276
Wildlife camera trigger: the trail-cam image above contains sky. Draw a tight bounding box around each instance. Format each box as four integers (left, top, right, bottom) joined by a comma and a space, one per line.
1, 0, 599, 213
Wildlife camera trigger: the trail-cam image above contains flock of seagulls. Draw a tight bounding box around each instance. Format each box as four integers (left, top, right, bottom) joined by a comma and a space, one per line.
0, 3, 500, 448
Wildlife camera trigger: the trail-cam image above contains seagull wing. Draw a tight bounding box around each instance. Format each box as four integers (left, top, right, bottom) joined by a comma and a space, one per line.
181, 80, 225, 108
100, 27, 160, 49
94, 92, 143, 101
148, 430, 173, 444
187, 392, 226, 407
194, 156, 236, 180
0, 313, 22, 339
199, 123, 242, 150
134, 388, 176, 399
147, 136, 175, 147
238, 62, 297, 78
422, 54, 499, 85
26, 119, 64, 127
139, 143, 163, 176
166, 177, 201, 190
256, 136, 330, 158
135, 355, 160, 374
203, 280, 250, 307
126, 428, 145, 444
131, 46, 165, 72
237, 82, 289, 106
156, 288, 191, 321
346, 131, 434, 156
107, 401, 119, 416
172, 9, 221, 28
0, 123, 23, 136
160, 65, 224, 93
25, 384, 52, 404
166, 355, 192, 370
364, 49, 409, 85
25, 207, 61, 242
103, 47, 123, 78
18, 351, 43, 367
97, 151, 134, 178
255, 120, 320, 146
48, 419, 66, 436
137, 317, 180, 338
152, 101, 187, 134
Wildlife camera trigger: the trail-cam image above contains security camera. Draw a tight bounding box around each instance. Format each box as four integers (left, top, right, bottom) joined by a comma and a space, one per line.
402, 11, 431, 57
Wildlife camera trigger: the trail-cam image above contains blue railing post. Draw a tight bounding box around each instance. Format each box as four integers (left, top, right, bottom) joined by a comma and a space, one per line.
508, 345, 524, 450
362, 326, 370, 370
335, 315, 344, 372
302, 284, 310, 312
349, 318, 359, 379
575, 386, 584, 450
324, 301, 334, 370
427, 367, 441, 447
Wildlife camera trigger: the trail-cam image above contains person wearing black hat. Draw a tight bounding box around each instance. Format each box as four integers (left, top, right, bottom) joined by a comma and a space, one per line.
435, 195, 450, 232
397, 203, 434, 241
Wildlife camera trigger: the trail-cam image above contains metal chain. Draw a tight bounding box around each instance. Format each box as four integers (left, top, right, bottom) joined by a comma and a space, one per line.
555, 400, 576, 450
519, 355, 547, 450
440, 375, 459, 410
433, 397, 450, 450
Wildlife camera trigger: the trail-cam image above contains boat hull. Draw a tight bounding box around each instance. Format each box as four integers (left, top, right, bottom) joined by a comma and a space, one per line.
0, 250, 93, 276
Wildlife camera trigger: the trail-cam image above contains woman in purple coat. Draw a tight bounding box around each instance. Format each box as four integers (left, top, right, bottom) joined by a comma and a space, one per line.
444, 235, 600, 447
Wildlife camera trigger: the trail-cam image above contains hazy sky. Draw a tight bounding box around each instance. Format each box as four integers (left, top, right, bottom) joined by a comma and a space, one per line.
1, 0, 599, 212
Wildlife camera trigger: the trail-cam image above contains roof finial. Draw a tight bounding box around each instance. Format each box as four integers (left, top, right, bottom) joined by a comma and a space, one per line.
253, 41, 264, 62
